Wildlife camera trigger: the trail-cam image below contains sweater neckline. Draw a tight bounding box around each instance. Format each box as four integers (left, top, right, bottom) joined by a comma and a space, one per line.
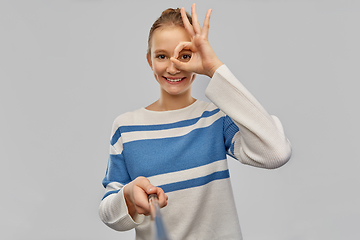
141, 99, 199, 114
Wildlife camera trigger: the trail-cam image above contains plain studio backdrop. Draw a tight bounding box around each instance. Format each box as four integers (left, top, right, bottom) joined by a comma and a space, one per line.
1, 0, 359, 239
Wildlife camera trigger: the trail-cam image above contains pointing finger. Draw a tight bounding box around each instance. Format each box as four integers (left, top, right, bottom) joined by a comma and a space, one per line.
173, 41, 193, 59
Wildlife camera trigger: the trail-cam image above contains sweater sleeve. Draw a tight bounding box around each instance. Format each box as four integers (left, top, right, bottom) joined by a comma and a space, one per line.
205, 65, 292, 169
98, 120, 145, 231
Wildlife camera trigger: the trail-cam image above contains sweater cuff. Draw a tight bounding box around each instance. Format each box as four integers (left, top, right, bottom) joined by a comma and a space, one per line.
99, 188, 145, 231
205, 64, 243, 106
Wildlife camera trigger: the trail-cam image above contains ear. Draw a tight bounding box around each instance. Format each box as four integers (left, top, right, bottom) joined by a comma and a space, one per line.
146, 53, 153, 69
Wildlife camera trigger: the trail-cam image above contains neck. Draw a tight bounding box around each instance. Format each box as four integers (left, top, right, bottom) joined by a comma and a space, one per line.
159, 95, 196, 111
146, 91, 196, 111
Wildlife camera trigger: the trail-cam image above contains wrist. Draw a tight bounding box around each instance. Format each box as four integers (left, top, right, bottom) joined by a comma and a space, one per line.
207, 60, 223, 78
123, 185, 137, 218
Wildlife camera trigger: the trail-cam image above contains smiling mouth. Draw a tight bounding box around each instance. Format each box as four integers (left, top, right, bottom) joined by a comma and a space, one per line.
164, 77, 185, 83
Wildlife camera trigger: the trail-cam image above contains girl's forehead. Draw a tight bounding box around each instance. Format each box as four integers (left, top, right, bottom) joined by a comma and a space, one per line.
151, 26, 191, 49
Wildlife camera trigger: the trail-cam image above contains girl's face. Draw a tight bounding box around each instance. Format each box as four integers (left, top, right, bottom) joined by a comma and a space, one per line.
147, 26, 196, 97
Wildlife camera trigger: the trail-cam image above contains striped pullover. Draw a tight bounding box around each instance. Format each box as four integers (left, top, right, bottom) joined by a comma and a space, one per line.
99, 65, 292, 240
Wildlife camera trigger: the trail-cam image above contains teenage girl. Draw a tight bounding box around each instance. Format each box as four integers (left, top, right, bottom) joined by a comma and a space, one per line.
99, 4, 291, 240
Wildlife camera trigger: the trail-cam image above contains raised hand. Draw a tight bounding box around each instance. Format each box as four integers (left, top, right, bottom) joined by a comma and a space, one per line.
170, 3, 223, 78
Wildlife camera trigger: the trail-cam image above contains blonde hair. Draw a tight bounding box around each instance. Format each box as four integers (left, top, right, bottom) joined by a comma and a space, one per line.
147, 8, 192, 55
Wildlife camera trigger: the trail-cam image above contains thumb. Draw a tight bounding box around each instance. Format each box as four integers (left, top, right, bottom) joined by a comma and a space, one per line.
135, 176, 156, 194
170, 57, 191, 72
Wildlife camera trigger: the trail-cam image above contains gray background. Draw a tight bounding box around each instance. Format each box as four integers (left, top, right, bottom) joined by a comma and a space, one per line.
1, 0, 359, 239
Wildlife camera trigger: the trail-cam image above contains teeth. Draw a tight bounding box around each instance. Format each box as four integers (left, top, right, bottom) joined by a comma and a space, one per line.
166, 78, 182, 82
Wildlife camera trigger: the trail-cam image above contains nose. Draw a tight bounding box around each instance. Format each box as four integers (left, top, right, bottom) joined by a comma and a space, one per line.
166, 61, 180, 75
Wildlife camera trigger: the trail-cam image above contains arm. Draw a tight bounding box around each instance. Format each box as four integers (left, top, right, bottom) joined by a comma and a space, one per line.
99, 119, 168, 231
206, 65, 291, 169
99, 126, 143, 231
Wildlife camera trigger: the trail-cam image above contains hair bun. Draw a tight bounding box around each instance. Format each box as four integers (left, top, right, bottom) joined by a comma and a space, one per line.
161, 8, 181, 17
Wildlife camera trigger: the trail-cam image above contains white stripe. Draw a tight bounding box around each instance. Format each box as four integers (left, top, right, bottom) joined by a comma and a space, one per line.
122, 111, 223, 144
105, 181, 123, 192
110, 145, 119, 155
112, 136, 123, 153
230, 131, 241, 158
232, 131, 243, 161
147, 159, 228, 187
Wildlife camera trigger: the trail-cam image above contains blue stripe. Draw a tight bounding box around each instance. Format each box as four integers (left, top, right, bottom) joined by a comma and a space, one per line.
123, 117, 226, 179
111, 109, 220, 143
159, 170, 230, 193
110, 128, 121, 146
224, 116, 239, 152
102, 189, 120, 200
102, 154, 131, 188
230, 142, 235, 156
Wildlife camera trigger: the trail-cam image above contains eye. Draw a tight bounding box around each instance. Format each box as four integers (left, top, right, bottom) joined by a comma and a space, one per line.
178, 53, 191, 62
156, 54, 167, 60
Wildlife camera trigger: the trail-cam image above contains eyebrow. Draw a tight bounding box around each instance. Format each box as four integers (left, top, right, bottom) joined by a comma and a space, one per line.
179, 49, 192, 53
153, 49, 167, 54
153, 49, 192, 56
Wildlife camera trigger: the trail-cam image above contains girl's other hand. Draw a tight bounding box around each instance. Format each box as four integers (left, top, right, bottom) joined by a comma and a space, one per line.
170, 3, 223, 78
123, 176, 168, 219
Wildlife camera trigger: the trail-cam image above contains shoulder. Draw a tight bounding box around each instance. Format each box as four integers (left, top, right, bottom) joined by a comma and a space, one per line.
192, 99, 218, 112
196, 100, 226, 117
112, 108, 144, 126
109, 108, 145, 137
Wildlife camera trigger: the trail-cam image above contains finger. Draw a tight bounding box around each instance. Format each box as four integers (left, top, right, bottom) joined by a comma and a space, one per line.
140, 187, 167, 215
136, 205, 150, 215
135, 176, 155, 194
133, 177, 156, 213
133, 188, 151, 215
173, 41, 193, 59
191, 3, 202, 35
170, 57, 191, 72
202, 9, 212, 38
181, 7, 195, 36
156, 188, 168, 208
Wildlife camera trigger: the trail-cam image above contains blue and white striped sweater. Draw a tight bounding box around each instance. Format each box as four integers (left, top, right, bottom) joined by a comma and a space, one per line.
99, 65, 291, 239
102, 101, 239, 197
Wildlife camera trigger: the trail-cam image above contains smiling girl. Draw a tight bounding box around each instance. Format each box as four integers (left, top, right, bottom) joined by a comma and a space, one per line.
99, 4, 292, 240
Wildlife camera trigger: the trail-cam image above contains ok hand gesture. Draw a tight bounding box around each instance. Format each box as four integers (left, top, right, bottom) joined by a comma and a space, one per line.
170, 4, 223, 78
